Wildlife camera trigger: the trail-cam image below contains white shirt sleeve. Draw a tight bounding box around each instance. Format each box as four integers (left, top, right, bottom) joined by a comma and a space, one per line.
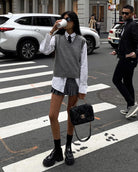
78, 42, 88, 94
39, 33, 56, 55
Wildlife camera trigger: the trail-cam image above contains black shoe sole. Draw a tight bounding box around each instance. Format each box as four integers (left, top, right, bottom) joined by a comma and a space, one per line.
43, 156, 63, 167
65, 158, 75, 165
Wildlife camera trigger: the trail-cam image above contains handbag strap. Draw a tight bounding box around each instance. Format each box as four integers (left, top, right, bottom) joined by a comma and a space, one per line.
74, 122, 92, 142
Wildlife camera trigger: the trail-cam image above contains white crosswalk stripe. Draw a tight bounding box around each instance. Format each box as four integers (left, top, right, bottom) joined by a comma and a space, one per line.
0, 61, 35, 67
2, 121, 138, 172
0, 102, 116, 139
0, 59, 122, 172
0, 82, 109, 94
0, 65, 47, 74
0, 84, 110, 110
0, 81, 52, 94
0, 71, 53, 82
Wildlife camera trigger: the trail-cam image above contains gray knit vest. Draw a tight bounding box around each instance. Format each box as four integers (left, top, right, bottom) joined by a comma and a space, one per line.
54, 34, 86, 78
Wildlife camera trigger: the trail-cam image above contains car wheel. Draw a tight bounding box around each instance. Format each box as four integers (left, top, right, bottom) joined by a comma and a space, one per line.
17, 40, 38, 60
84, 36, 95, 55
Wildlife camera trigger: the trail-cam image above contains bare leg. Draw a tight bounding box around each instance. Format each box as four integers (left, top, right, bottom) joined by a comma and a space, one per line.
49, 93, 64, 140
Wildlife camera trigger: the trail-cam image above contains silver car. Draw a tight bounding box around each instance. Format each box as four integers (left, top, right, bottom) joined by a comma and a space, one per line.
0, 13, 100, 60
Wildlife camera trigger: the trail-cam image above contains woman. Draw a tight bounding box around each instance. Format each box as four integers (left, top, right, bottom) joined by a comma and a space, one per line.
40, 11, 88, 167
89, 14, 96, 29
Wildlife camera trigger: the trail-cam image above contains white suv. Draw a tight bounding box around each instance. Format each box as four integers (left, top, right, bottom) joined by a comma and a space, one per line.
108, 22, 124, 48
0, 13, 100, 60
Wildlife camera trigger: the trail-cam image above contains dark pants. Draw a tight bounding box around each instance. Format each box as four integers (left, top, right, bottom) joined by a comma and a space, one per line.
112, 58, 137, 107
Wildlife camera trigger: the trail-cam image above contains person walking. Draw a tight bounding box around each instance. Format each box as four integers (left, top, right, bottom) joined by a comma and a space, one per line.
40, 11, 88, 167
89, 14, 96, 29
111, 5, 138, 119
96, 19, 101, 36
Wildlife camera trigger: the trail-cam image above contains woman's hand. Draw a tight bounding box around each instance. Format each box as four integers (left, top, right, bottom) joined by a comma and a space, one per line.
78, 93, 86, 99
50, 20, 62, 35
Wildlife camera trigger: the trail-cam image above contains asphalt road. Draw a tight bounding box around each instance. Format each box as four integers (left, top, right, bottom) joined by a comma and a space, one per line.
0, 41, 138, 172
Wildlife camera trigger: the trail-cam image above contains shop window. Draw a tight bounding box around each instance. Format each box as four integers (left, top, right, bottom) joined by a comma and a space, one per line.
58, 0, 65, 14
20, 0, 24, 13
92, 5, 104, 22
99, 6, 104, 22
0, 2, 2, 14
134, 0, 138, 18
92, 6, 96, 19
37, 0, 42, 13
48, 0, 53, 13
29, 0, 33, 13
72, 0, 78, 14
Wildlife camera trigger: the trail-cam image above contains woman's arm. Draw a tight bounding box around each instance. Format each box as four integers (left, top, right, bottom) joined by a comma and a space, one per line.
39, 34, 56, 55
78, 42, 88, 98
39, 19, 62, 55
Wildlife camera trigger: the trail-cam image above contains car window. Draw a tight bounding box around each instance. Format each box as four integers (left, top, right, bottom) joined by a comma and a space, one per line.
51, 17, 60, 25
33, 17, 52, 26
113, 23, 124, 29
15, 17, 32, 25
0, 17, 9, 24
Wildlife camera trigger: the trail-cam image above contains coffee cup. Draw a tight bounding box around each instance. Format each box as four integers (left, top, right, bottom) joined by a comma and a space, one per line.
57, 19, 67, 28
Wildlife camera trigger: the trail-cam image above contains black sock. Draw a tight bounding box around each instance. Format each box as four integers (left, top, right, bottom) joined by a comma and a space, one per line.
54, 139, 61, 150
66, 134, 73, 148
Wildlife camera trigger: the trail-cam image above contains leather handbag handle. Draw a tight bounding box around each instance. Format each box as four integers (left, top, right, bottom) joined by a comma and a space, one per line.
74, 122, 92, 142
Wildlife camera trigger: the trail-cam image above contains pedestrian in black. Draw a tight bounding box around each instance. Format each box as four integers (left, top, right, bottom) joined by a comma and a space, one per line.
111, 5, 138, 119
40, 11, 88, 167
96, 19, 101, 36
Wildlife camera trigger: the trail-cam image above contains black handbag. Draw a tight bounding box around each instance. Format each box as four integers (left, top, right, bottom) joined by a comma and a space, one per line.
70, 103, 94, 142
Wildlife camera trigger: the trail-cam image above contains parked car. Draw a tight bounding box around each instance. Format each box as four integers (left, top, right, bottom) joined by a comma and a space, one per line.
0, 13, 100, 60
108, 19, 138, 49
108, 21, 124, 48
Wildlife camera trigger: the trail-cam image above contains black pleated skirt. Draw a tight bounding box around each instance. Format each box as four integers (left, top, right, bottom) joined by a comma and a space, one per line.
51, 78, 78, 96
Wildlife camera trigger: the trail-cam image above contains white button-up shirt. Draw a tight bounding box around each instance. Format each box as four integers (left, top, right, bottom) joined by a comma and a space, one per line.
39, 31, 88, 94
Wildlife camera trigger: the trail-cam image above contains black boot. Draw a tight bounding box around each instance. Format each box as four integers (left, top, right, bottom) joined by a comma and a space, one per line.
43, 139, 63, 167
65, 146, 74, 165
65, 135, 74, 165
43, 148, 63, 167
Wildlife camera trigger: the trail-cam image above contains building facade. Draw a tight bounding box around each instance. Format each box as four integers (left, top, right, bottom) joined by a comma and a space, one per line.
0, 0, 137, 32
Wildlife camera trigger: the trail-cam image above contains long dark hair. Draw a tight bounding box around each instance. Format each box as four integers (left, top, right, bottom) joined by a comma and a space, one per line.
56, 11, 81, 35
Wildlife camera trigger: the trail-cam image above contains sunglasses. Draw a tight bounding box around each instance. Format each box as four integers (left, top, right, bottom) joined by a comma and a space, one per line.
64, 17, 72, 22
122, 12, 130, 15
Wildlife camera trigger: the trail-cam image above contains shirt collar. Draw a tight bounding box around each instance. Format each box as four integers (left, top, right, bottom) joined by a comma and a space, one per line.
65, 31, 76, 38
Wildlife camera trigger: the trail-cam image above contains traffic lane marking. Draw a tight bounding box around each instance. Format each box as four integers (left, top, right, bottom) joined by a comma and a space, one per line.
2, 121, 138, 172
0, 137, 38, 154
